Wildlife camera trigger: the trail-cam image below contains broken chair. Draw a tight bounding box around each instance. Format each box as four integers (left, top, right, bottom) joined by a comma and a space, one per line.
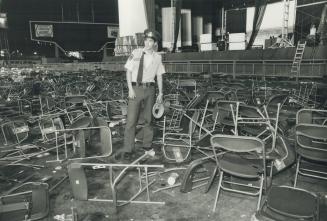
162, 109, 200, 163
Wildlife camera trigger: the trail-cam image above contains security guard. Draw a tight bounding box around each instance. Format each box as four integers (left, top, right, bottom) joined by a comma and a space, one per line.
116, 29, 165, 160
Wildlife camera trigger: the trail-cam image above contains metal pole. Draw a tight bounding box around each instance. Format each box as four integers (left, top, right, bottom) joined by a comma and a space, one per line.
76, 0, 80, 23
61, 2, 64, 22
91, 0, 95, 22
297, 1, 327, 8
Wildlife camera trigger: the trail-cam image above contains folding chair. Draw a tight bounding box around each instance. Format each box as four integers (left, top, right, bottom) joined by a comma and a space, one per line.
162, 110, 200, 163
39, 116, 65, 143
294, 124, 327, 187
211, 134, 266, 212
212, 100, 242, 134
0, 182, 49, 221
256, 186, 319, 221
266, 94, 288, 119
67, 150, 164, 213
236, 103, 281, 154
0, 120, 29, 147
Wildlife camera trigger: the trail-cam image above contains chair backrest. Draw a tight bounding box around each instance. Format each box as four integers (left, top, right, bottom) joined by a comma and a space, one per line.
266, 94, 288, 111
212, 100, 240, 125
39, 117, 64, 141
1, 120, 29, 145
188, 110, 200, 135
295, 124, 327, 152
64, 95, 87, 110
210, 134, 264, 153
179, 110, 200, 134
238, 104, 265, 120
263, 186, 319, 220
296, 108, 327, 125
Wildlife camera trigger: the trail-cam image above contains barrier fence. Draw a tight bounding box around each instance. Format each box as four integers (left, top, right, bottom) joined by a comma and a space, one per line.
2, 59, 326, 79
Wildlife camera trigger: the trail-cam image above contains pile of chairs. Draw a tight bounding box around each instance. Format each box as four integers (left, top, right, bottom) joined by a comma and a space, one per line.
0, 69, 326, 218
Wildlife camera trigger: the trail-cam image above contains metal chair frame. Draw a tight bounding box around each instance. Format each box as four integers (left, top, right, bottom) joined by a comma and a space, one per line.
210, 134, 266, 212
294, 123, 327, 187
67, 150, 164, 213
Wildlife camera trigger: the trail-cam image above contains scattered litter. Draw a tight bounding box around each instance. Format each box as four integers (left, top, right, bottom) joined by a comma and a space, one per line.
55, 166, 62, 170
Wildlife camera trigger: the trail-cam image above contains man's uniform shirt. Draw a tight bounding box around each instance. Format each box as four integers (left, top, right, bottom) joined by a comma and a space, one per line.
124, 48, 165, 83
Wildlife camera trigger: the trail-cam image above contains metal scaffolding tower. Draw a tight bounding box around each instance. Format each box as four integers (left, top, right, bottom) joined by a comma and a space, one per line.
0, 29, 9, 57
271, 0, 294, 48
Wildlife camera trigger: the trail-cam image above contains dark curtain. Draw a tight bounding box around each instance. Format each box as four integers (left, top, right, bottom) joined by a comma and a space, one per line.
226, 9, 246, 33
144, 0, 155, 30
172, 0, 182, 52
247, 0, 268, 49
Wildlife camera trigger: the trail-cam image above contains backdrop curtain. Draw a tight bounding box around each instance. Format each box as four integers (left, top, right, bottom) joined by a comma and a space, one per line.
247, 0, 268, 49
173, 0, 182, 52
144, 0, 155, 30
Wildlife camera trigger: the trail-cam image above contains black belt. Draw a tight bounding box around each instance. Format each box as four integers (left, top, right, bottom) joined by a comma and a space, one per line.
132, 82, 155, 87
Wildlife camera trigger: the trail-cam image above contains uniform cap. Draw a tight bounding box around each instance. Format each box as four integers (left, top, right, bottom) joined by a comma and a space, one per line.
144, 29, 161, 42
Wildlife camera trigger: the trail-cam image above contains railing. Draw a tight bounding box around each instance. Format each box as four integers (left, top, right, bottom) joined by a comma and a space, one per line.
163, 59, 327, 78
1, 59, 42, 68
3, 58, 326, 79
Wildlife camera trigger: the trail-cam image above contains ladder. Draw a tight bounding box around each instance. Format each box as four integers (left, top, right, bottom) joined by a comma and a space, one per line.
291, 41, 306, 80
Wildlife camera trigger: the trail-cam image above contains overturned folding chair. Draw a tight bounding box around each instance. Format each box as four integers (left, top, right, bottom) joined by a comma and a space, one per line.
0, 120, 29, 148
0, 182, 49, 221
47, 117, 113, 162
255, 186, 319, 221
67, 150, 164, 213
162, 109, 200, 163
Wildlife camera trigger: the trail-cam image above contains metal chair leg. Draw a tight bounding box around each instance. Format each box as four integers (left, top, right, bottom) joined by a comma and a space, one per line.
257, 174, 264, 211
213, 171, 224, 212
294, 156, 301, 187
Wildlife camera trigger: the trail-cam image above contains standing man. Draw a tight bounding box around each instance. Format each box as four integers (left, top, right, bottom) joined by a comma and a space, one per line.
115, 29, 165, 160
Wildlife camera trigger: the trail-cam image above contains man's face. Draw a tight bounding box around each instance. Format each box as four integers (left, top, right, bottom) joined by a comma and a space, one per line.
144, 37, 156, 50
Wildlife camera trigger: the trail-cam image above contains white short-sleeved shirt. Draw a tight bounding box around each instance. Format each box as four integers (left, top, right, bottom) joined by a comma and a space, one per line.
124, 48, 165, 83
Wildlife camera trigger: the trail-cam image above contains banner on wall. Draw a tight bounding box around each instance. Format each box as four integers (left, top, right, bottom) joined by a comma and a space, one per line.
30, 21, 118, 52
35, 24, 53, 38
107, 26, 119, 38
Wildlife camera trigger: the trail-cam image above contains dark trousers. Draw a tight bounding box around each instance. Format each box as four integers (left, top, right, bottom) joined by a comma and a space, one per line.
123, 85, 155, 152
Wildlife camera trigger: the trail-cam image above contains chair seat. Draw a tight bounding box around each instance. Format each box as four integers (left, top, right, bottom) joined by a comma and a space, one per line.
266, 186, 318, 218
219, 153, 263, 178
69, 117, 91, 129
297, 148, 327, 162
65, 95, 86, 104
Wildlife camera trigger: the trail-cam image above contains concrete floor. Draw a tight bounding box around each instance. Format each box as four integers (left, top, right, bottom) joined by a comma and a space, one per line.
12, 140, 325, 221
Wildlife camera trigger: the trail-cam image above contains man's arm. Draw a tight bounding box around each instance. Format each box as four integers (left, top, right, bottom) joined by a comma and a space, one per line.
156, 55, 165, 103
126, 70, 136, 99
156, 71, 163, 103
157, 73, 163, 95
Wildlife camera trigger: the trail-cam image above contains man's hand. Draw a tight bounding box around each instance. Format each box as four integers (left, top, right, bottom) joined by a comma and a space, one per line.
156, 93, 163, 103
128, 88, 136, 99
